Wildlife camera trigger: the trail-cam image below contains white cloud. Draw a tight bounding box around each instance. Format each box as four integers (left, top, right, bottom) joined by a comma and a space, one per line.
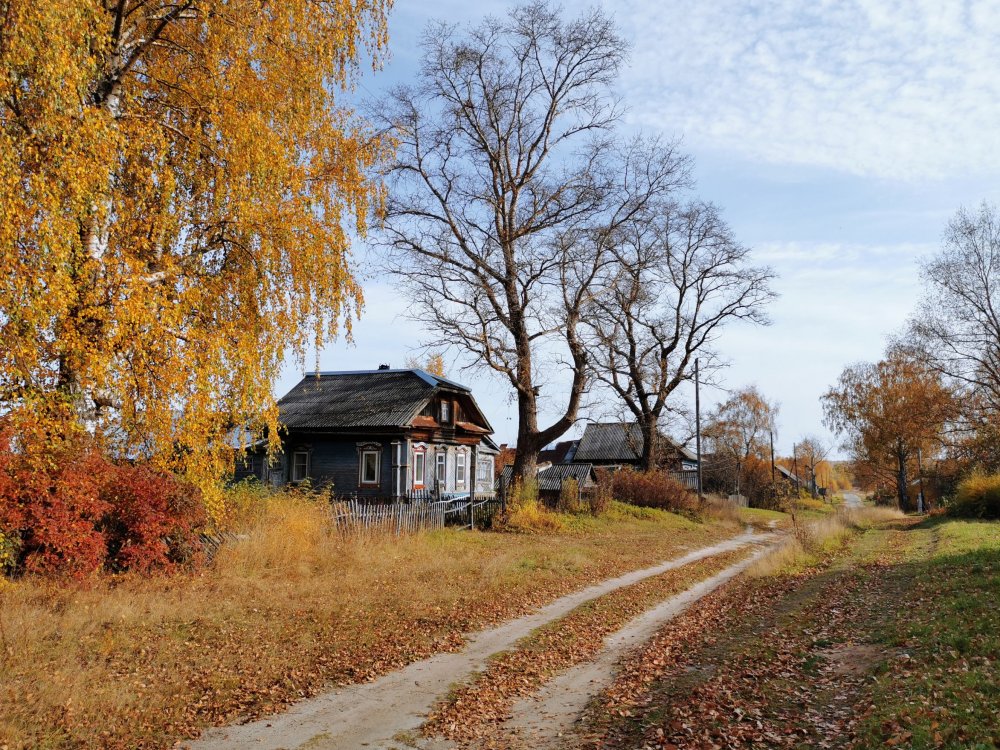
613, 0, 1000, 180
711, 240, 927, 453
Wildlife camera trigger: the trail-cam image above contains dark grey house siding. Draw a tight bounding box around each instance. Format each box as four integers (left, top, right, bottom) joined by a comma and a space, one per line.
283, 437, 397, 496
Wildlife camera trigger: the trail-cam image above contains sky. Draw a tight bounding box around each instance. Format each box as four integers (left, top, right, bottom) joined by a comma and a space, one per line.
276, 0, 1000, 458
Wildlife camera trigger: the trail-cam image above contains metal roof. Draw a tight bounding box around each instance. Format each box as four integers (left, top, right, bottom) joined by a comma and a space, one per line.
573, 422, 697, 463
537, 463, 596, 491
495, 462, 596, 492
278, 369, 485, 431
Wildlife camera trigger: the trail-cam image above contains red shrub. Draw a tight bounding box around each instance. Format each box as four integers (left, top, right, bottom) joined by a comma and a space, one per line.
610, 468, 696, 513
99, 464, 206, 574
0, 438, 110, 578
0, 429, 206, 578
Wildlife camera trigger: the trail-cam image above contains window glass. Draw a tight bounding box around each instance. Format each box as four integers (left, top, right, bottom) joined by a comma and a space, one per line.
361, 450, 379, 484
436, 452, 447, 485
292, 451, 308, 482
413, 450, 425, 487
440, 400, 450, 423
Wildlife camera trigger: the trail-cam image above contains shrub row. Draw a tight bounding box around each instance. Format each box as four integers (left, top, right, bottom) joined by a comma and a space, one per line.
605, 468, 697, 513
948, 473, 1000, 519
0, 432, 206, 578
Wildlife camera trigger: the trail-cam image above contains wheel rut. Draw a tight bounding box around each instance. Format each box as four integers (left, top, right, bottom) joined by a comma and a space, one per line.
187, 529, 776, 750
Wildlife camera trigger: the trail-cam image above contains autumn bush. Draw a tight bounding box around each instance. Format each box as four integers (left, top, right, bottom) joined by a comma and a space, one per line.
589, 471, 613, 516
948, 473, 1000, 519
503, 479, 565, 532
609, 469, 697, 513
0, 429, 206, 578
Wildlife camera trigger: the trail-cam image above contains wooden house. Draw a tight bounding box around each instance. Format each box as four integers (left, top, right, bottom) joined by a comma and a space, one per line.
570, 422, 699, 486
236, 367, 498, 498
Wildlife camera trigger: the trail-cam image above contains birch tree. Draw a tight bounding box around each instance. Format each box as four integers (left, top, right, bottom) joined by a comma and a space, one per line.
0, 1, 389, 513
822, 349, 955, 510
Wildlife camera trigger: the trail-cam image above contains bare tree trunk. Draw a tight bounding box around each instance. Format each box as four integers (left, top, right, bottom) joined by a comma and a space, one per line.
895, 444, 910, 512
639, 416, 658, 472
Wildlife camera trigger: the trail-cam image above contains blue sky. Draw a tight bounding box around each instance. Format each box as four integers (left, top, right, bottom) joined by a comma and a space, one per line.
276, 0, 1000, 457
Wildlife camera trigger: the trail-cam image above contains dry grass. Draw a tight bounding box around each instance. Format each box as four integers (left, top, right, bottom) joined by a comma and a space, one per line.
749, 505, 903, 577
0, 492, 734, 750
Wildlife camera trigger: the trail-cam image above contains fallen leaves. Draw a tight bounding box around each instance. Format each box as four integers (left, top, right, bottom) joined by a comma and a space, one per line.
421, 548, 755, 746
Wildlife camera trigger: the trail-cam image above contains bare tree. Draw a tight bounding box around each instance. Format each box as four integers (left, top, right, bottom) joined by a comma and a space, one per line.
585, 200, 775, 470
909, 202, 1000, 415
375, 2, 690, 479
796, 435, 831, 498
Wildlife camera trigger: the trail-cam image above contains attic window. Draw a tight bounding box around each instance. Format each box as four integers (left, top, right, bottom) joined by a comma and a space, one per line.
440, 399, 451, 423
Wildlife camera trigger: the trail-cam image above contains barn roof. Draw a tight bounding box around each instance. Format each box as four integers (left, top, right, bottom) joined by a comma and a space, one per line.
573, 422, 697, 464
277, 369, 488, 432
537, 463, 596, 491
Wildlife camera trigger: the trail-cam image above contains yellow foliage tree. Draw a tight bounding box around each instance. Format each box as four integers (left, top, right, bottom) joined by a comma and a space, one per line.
0, 1, 391, 518
405, 353, 446, 377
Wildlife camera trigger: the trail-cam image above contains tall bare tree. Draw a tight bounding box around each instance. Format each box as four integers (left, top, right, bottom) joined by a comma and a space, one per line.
585, 201, 775, 471
908, 202, 1000, 418
376, 2, 690, 478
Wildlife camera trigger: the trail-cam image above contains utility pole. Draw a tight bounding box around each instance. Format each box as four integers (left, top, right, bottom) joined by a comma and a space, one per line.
792, 442, 800, 495
695, 358, 703, 504
917, 445, 927, 513
769, 429, 776, 487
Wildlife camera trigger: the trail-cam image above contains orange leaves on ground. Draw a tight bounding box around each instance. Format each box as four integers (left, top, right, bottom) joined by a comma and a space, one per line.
422, 548, 752, 745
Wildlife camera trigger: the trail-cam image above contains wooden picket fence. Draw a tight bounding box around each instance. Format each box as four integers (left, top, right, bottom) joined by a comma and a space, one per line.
330, 495, 504, 535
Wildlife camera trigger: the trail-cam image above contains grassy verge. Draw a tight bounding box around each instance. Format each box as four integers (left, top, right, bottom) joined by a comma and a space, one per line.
854, 517, 1000, 749
421, 546, 756, 745
0, 497, 737, 750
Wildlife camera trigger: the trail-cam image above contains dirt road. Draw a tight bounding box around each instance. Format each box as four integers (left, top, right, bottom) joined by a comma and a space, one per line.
188, 528, 776, 750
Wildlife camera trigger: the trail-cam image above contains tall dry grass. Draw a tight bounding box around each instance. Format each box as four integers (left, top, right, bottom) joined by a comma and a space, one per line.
750, 505, 903, 576
0, 487, 735, 749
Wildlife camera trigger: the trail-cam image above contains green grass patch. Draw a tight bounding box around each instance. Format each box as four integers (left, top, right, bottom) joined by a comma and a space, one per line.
856, 518, 1000, 749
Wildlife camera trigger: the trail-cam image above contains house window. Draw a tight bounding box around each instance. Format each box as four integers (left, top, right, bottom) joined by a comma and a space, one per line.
360, 449, 380, 486
413, 449, 426, 488
477, 458, 493, 484
440, 399, 450, 423
436, 451, 447, 486
456, 451, 467, 487
291, 451, 309, 483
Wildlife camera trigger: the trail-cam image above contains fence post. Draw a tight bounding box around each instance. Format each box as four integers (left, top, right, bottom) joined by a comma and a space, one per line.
468, 487, 475, 529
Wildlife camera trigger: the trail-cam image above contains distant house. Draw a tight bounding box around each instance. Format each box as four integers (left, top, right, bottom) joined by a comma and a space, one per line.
537, 439, 579, 466
775, 463, 801, 490
236, 368, 497, 497
496, 462, 597, 505
569, 422, 699, 486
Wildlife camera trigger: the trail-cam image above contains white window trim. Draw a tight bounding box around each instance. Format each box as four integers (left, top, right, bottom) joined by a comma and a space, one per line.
435, 451, 447, 486
456, 451, 467, 487
413, 448, 426, 488
477, 457, 493, 483
291, 450, 309, 483
360, 449, 380, 486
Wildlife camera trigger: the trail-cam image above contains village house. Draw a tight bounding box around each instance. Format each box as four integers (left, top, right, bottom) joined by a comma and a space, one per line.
236, 367, 498, 498
563, 422, 700, 486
